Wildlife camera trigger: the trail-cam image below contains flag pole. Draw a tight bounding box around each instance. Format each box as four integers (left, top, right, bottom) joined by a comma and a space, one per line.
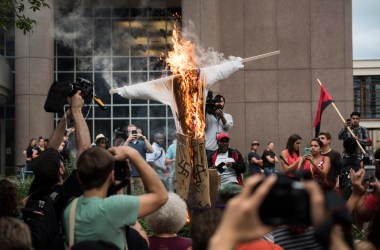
316, 79, 366, 154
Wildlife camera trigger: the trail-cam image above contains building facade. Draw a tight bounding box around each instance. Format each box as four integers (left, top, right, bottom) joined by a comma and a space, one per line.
1, 0, 355, 175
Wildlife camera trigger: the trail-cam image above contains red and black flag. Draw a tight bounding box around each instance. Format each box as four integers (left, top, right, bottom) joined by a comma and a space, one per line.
312, 83, 333, 137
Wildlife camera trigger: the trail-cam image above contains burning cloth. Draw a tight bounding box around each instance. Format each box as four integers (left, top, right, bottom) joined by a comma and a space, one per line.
111, 60, 243, 207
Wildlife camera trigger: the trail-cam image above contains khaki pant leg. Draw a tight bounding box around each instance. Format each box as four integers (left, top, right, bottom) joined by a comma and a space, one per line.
174, 133, 192, 201
188, 136, 210, 208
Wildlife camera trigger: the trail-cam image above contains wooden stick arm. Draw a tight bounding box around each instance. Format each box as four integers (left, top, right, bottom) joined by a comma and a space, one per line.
240, 50, 280, 63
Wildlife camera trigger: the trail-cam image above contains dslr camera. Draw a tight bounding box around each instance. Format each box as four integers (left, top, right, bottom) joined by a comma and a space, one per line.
205, 91, 223, 115
44, 77, 94, 113
254, 175, 311, 225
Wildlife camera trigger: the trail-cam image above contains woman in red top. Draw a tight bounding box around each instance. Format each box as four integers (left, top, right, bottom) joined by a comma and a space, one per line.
280, 134, 302, 179
298, 138, 331, 186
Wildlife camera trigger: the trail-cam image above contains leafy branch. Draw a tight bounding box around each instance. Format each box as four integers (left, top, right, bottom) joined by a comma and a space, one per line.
0, 0, 50, 34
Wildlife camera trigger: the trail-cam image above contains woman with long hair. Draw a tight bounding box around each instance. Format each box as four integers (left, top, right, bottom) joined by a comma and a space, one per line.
25, 138, 36, 172
32, 136, 45, 159
298, 138, 331, 186
280, 134, 302, 179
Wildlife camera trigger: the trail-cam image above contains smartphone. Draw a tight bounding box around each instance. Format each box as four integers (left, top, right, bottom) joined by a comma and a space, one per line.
303, 147, 310, 155
216, 162, 226, 174
253, 175, 311, 225
363, 165, 376, 192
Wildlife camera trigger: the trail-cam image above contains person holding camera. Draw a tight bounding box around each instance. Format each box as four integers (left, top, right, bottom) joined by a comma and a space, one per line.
62, 145, 168, 250
338, 111, 370, 159
208, 175, 353, 250
205, 94, 233, 159
24, 90, 90, 250
124, 124, 154, 194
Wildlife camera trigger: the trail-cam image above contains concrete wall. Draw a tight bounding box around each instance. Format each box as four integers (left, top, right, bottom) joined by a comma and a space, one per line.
183, 0, 353, 158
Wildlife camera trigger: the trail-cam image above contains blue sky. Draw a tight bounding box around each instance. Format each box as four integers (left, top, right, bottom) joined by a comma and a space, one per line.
352, 0, 380, 59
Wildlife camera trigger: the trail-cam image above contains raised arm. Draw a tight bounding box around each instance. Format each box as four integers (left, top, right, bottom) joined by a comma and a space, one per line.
109, 146, 168, 217
47, 112, 70, 150
202, 59, 244, 86
69, 91, 91, 158
281, 151, 299, 173
110, 76, 174, 105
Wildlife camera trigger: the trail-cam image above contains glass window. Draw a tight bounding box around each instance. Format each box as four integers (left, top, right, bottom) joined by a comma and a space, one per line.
54, 6, 180, 146
354, 75, 380, 118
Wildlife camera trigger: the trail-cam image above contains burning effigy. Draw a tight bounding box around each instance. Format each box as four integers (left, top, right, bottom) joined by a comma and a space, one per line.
110, 25, 279, 207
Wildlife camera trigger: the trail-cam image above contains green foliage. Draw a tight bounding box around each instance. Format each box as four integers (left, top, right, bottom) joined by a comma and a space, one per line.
63, 154, 75, 180
0, 0, 50, 34
7, 175, 33, 202
352, 224, 367, 241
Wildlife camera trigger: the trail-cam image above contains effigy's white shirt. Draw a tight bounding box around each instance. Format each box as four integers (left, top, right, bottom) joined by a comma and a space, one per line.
115, 60, 243, 134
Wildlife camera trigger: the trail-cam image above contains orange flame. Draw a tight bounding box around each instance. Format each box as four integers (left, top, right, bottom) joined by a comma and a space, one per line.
166, 25, 205, 139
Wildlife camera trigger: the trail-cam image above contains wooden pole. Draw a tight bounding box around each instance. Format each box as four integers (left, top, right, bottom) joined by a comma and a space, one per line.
316, 79, 366, 154
110, 51, 281, 95
241, 50, 280, 63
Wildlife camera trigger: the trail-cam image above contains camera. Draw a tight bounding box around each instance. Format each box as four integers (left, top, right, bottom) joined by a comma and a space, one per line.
254, 175, 311, 225
205, 91, 223, 115
131, 130, 138, 135
44, 77, 94, 113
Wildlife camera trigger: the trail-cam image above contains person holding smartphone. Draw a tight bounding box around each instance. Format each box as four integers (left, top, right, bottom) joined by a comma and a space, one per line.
124, 124, 154, 194
298, 138, 331, 187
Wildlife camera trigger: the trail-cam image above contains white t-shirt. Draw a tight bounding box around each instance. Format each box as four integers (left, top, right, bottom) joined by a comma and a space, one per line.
215, 152, 238, 185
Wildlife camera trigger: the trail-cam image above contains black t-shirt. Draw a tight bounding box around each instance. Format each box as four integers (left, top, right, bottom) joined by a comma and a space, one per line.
248, 151, 261, 168
322, 149, 342, 185
262, 149, 275, 168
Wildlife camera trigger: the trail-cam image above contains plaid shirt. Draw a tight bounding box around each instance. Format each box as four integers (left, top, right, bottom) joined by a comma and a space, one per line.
339, 125, 369, 158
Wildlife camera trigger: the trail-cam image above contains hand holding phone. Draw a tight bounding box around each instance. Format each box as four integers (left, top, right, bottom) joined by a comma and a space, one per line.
363, 165, 376, 192
345, 118, 351, 127
217, 162, 226, 174
303, 147, 310, 155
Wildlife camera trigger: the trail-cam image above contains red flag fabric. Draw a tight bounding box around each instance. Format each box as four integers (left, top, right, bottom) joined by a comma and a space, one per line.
313, 84, 333, 137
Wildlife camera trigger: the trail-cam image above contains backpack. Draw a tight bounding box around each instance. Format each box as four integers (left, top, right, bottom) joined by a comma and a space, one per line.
339, 157, 361, 200
22, 190, 65, 250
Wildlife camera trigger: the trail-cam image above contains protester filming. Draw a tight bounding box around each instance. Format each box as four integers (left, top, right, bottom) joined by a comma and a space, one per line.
298, 138, 331, 187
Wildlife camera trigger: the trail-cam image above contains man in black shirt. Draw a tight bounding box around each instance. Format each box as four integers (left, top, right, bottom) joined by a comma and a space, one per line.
318, 132, 342, 188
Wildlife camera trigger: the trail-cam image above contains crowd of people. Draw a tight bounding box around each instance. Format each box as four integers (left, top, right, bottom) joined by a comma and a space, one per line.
1, 91, 380, 250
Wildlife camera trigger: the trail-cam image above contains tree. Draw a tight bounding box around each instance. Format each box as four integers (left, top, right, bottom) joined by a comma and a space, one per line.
0, 0, 50, 34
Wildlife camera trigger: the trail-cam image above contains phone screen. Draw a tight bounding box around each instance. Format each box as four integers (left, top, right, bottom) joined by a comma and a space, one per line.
364, 165, 376, 192
303, 148, 310, 155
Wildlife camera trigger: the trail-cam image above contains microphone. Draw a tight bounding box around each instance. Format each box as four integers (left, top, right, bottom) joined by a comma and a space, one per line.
93, 95, 107, 111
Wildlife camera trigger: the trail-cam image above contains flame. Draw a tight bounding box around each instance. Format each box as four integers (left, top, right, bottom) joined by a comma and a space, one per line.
166, 25, 205, 139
